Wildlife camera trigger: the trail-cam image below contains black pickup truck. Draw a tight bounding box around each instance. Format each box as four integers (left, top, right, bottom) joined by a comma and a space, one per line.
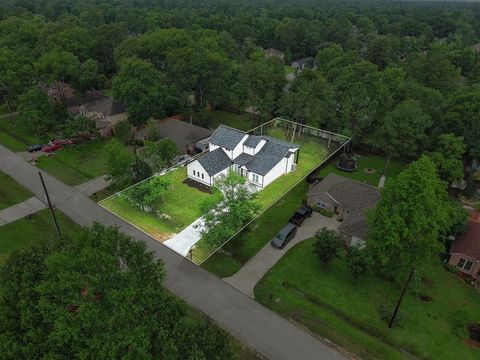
289, 206, 313, 226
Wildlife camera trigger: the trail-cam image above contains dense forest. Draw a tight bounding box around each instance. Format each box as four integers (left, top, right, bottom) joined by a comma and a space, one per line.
1, 0, 479, 167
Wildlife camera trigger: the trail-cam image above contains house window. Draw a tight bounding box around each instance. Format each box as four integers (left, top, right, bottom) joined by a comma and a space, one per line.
193, 170, 196, 176
201, 173, 204, 179
316, 200, 326, 208
457, 258, 473, 271
252, 174, 260, 183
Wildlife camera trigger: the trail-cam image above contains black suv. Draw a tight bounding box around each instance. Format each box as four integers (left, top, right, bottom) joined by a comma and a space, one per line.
271, 223, 298, 249
289, 206, 313, 226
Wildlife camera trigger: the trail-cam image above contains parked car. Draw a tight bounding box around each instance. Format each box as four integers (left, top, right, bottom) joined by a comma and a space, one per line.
27, 144, 43, 153
271, 223, 298, 249
42, 143, 63, 153
289, 206, 313, 226
52, 138, 73, 146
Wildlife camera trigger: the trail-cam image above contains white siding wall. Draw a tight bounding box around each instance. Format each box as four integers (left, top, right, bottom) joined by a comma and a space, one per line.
231, 135, 249, 159
286, 149, 298, 172
263, 157, 289, 188
248, 171, 263, 187
254, 139, 267, 153
187, 160, 212, 186
243, 146, 255, 155
209, 143, 220, 152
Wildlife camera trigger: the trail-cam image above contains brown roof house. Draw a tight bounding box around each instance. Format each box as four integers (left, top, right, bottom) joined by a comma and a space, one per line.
448, 211, 480, 279
79, 95, 127, 137
307, 173, 380, 247
134, 117, 213, 154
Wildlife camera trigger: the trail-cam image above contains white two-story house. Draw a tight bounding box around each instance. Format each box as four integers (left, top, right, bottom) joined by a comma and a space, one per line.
186, 125, 299, 189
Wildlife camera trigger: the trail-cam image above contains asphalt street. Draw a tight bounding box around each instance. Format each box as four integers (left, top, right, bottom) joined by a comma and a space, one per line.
0, 144, 347, 360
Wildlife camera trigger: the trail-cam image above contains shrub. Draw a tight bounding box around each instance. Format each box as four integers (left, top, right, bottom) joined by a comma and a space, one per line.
453, 309, 470, 340
312, 228, 343, 267
445, 263, 458, 274
347, 246, 370, 280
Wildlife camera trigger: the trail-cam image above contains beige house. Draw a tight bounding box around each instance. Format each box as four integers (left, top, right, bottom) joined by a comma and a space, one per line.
307, 173, 380, 246
265, 48, 285, 61
79, 95, 127, 137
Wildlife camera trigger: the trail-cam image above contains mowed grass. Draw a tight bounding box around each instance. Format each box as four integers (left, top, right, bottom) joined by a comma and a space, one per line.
318, 153, 406, 187
101, 167, 222, 241
0, 117, 42, 152
255, 239, 480, 360
36, 139, 110, 186
210, 110, 254, 131
198, 129, 329, 271
0, 209, 80, 268
0, 171, 32, 210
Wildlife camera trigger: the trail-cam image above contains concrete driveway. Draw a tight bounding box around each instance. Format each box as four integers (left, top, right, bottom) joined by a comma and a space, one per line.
225, 212, 340, 297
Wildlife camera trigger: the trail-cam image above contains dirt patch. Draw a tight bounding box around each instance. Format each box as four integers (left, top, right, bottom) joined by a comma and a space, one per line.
421, 276, 434, 287
364, 167, 376, 174
151, 232, 174, 242
469, 323, 480, 342
183, 178, 212, 193
418, 295, 433, 302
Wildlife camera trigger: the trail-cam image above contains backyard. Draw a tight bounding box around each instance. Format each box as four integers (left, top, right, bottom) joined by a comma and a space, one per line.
35, 139, 110, 186
0, 171, 32, 210
0, 209, 80, 268
210, 110, 255, 131
255, 239, 480, 360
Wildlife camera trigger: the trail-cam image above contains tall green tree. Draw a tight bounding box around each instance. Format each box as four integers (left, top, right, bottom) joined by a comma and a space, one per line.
17, 88, 56, 140
104, 138, 134, 190
378, 100, 432, 170
199, 171, 260, 248
427, 133, 465, 184
366, 156, 454, 279
141, 139, 178, 172
312, 228, 343, 268
0, 223, 236, 359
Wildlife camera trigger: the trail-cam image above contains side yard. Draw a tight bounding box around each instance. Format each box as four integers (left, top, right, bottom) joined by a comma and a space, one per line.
0, 209, 81, 268
36, 139, 111, 186
0, 116, 42, 152
0, 171, 32, 210
101, 167, 223, 241
255, 239, 480, 360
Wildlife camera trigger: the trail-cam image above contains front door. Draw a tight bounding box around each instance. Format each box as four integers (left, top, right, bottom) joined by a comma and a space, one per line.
241, 168, 247, 177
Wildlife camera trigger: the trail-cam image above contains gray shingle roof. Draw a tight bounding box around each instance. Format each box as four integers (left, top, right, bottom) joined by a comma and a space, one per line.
197, 148, 232, 176
233, 153, 254, 166
244, 136, 298, 176
208, 125, 246, 150
243, 135, 263, 148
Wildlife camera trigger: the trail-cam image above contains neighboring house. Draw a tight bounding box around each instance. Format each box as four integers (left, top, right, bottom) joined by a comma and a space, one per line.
135, 117, 213, 154
265, 48, 285, 61
79, 94, 127, 137
471, 43, 480, 53
39, 81, 79, 114
307, 173, 380, 246
448, 211, 480, 279
291, 57, 315, 71
186, 125, 299, 189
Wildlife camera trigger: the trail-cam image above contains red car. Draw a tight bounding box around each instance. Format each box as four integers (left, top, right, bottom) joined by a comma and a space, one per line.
52, 138, 73, 146
42, 143, 63, 153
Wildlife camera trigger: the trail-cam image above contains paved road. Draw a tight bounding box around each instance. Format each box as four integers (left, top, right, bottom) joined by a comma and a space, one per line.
225, 213, 340, 297
0, 144, 347, 360
0, 197, 46, 226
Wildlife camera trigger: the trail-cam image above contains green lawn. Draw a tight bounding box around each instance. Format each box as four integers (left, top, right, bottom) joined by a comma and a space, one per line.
200, 181, 308, 276
0, 209, 80, 268
0, 171, 32, 210
101, 167, 223, 241
197, 129, 328, 269
0, 116, 42, 152
318, 153, 406, 187
36, 139, 110, 186
210, 110, 254, 131
255, 239, 480, 360
284, 65, 295, 75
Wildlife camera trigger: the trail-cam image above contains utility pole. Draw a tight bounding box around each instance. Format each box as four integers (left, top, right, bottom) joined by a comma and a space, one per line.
389, 267, 415, 328
39, 171, 62, 239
